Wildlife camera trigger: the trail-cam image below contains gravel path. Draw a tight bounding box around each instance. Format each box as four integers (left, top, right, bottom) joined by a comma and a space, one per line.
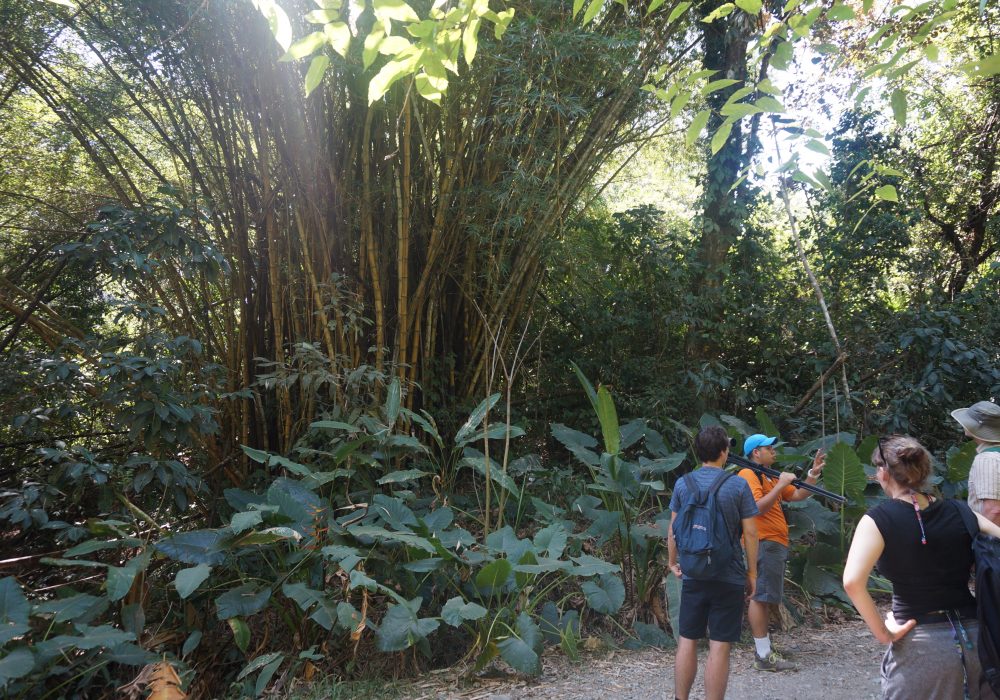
399, 619, 884, 700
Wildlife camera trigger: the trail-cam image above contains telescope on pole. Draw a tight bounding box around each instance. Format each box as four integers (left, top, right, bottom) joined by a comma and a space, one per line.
726, 452, 847, 505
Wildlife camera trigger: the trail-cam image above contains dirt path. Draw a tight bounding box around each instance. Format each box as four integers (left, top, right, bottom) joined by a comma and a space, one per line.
398, 619, 884, 700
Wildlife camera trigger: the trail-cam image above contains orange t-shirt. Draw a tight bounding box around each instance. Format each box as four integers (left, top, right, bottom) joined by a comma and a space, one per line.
738, 468, 795, 546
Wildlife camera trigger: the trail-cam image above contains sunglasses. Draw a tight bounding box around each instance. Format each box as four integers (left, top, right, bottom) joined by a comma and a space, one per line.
877, 436, 889, 466
876, 434, 903, 467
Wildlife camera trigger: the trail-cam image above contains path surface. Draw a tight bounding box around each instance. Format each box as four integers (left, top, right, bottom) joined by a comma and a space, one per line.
399, 619, 884, 700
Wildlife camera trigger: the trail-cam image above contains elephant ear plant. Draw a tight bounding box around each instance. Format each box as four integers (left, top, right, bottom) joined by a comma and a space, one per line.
14, 381, 621, 696
549, 363, 686, 632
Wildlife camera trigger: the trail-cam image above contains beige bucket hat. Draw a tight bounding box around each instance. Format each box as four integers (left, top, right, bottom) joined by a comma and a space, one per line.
951, 401, 1000, 443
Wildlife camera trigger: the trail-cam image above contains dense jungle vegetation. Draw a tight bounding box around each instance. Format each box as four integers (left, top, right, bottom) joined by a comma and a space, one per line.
1, 0, 998, 696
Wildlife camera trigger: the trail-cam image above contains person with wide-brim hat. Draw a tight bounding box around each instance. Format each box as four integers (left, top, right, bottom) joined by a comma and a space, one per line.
952, 401, 1000, 526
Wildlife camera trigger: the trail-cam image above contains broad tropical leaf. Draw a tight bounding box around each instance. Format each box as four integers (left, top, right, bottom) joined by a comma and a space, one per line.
581, 573, 625, 614
823, 442, 867, 502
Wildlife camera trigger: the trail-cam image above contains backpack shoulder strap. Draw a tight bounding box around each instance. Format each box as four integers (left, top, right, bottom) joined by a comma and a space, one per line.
708, 470, 733, 497
952, 499, 979, 540
708, 470, 737, 539
682, 473, 704, 504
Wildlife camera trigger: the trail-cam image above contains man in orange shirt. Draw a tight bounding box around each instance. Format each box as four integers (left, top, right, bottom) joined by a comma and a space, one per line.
738, 433, 825, 672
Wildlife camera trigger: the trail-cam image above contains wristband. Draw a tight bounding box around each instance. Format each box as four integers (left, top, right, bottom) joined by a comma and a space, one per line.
808, 468, 821, 479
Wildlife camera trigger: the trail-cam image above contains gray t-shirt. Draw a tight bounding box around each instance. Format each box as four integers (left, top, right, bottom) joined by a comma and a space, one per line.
670, 466, 759, 586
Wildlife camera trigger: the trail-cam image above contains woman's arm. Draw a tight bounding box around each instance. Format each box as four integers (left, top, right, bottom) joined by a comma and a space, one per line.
975, 511, 1000, 539
843, 514, 916, 644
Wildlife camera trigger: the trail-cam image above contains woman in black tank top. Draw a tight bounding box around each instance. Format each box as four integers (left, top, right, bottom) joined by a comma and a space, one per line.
843, 435, 1000, 699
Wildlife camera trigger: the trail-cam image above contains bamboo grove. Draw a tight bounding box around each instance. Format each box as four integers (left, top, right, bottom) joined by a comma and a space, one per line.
0, 0, 698, 474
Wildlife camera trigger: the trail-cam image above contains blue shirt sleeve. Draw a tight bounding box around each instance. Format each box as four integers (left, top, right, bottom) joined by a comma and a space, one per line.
737, 479, 759, 519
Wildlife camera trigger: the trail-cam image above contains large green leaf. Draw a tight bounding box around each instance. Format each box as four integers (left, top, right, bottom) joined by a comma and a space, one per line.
947, 441, 979, 483
106, 551, 150, 602
595, 386, 620, 455
175, 564, 211, 599
454, 393, 502, 446
0, 648, 34, 683
231, 527, 302, 547
889, 88, 907, 126
533, 523, 568, 559
475, 558, 513, 592
824, 442, 867, 502
304, 55, 330, 96
347, 525, 436, 553
377, 469, 430, 485
266, 477, 324, 529
230, 510, 263, 534
0, 577, 29, 645
460, 449, 521, 497
581, 573, 626, 614
754, 408, 780, 438
59, 624, 134, 650
710, 118, 735, 155
497, 612, 541, 675
569, 361, 599, 415
63, 537, 140, 558
0, 577, 28, 627
550, 424, 600, 467
154, 529, 227, 565
337, 602, 362, 631
485, 526, 532, 562
570, 554, 618, 577
384, 377, 401, 426
375, 598, 439, 652
32, 593, 101, 624
238, 651, 284, 682
630, 621, 674, 649
802, 561, 851, 603
786, 500, 839, 538
216, 584, 271, 620
229, 617, 251, 652
735, 0, 761, 11
373, 0, 420, 23
665, 575, 682, 641
441, 597, 488, 626
282, 31, 325, 61
241, 445, 313, 476
281, 583, 337, 630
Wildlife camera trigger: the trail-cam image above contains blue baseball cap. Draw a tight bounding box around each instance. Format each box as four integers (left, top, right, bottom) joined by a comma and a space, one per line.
743, 434, 777, 456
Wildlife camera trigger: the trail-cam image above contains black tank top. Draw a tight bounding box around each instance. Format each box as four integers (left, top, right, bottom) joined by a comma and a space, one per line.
867, 498, 976, 620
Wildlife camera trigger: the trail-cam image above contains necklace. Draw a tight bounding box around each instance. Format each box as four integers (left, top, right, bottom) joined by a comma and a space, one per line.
897, 491, 928, 545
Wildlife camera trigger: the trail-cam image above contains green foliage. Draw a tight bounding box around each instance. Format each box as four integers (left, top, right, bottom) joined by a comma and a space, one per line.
0, 575, 156, 697
551, 366, 684, 616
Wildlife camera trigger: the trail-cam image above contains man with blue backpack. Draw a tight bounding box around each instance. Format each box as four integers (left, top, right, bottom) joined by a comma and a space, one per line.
668, 425, 759, 700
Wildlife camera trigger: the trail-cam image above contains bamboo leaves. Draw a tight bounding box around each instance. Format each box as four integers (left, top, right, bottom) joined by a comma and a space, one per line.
255, 0, 515, 103
252, 0, 292, 51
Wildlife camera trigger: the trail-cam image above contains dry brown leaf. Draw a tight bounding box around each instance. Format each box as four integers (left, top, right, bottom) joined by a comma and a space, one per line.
147, 660, 187, 700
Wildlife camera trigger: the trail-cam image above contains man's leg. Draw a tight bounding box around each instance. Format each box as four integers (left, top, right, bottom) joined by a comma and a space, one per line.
703, 640, 731, 700
674, 636, 699, 700
750, 541, 794, 668
748, 598, 772, 654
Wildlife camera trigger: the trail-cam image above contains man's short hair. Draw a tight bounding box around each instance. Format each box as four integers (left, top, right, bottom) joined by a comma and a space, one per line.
694, 425, 730, 463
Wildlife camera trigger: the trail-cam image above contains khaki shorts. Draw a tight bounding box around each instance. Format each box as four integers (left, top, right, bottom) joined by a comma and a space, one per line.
751, 540, 787, 604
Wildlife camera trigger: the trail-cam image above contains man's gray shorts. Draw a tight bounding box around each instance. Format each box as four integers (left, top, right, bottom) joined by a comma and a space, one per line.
752, 540, 788, 604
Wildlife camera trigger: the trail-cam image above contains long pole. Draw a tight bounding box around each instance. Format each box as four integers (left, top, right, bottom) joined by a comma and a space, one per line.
726, 453, 846, 504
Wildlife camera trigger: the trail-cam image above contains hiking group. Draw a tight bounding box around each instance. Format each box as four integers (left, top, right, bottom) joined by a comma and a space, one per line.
667, 400, 1000, 700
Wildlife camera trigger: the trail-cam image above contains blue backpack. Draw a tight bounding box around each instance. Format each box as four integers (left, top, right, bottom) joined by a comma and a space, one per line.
955, 499, 1000, 697
673, 470, 738, 579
